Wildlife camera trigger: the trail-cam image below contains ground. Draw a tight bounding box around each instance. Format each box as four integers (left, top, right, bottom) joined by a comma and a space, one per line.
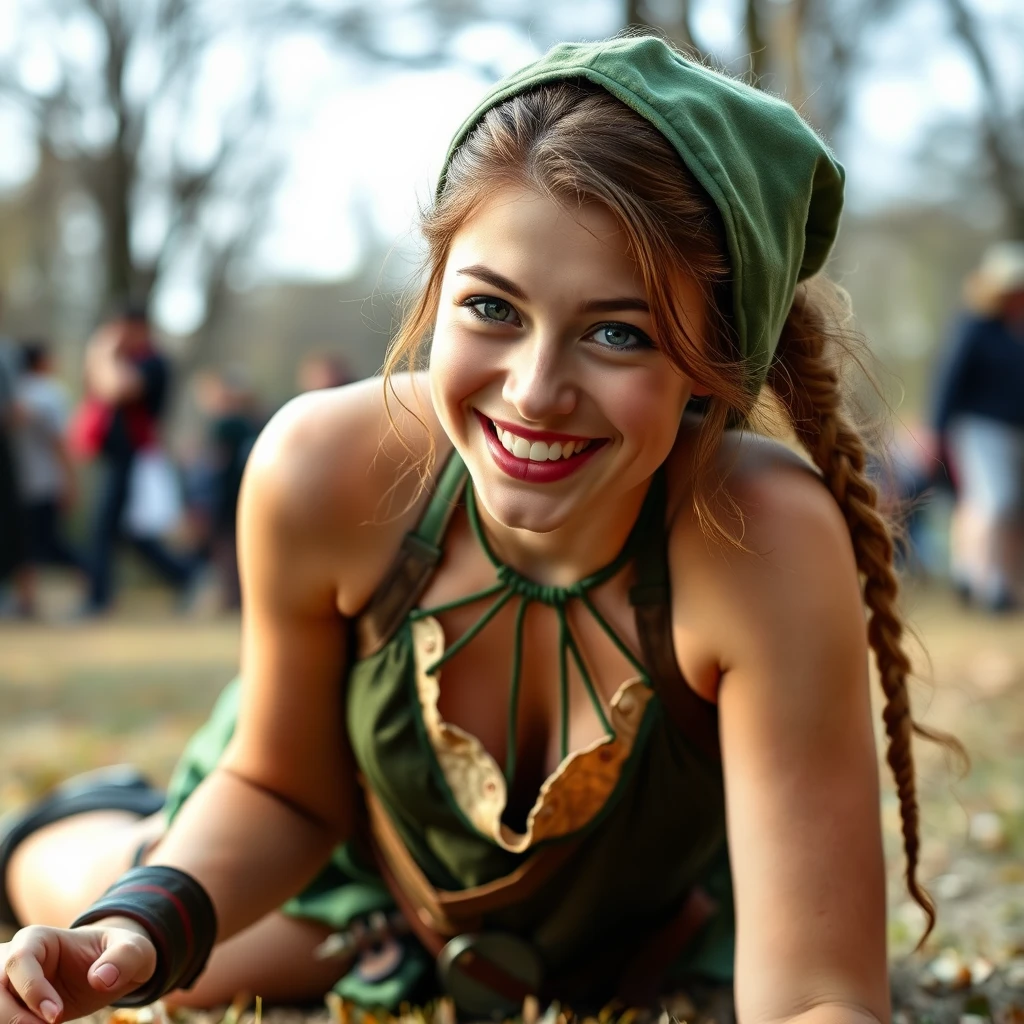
1, 582, 1023, 1023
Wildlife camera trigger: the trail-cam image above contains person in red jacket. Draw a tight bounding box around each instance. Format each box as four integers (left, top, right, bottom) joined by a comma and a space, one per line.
80, 302, 193, 614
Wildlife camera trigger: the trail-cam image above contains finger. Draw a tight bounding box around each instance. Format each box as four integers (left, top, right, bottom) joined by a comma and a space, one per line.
0, 984, 51, 1024
3, 933, 63, 1023
89, 932, 157, 997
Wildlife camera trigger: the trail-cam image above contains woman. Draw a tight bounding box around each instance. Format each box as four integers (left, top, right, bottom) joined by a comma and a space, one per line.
1, 36, 945, 1024
931, 242, 1024, 612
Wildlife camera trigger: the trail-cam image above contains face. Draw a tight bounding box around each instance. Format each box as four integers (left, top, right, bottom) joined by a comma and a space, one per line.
429, 186, 705, 536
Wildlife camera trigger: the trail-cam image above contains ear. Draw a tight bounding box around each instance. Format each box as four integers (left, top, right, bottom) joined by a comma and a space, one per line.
690, 382, 711, 398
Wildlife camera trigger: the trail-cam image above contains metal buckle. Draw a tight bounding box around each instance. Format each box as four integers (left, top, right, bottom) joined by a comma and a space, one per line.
437, 932, 544, 1018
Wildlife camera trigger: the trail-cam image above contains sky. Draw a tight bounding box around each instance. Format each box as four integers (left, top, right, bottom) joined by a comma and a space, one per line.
0, 0, 1021, 334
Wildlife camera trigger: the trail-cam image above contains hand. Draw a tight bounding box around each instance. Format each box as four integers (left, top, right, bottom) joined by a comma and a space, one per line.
1, 921, 157, 1024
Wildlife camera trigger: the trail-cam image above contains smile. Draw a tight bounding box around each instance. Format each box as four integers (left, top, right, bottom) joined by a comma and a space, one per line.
473, 410, 606, 483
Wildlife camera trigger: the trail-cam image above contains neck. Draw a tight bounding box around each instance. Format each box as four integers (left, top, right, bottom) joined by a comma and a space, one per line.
471, 478, 652, 588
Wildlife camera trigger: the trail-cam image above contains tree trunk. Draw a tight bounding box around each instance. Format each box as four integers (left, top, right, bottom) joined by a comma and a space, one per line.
744, 0, 768, 84
625, 0, 648, 31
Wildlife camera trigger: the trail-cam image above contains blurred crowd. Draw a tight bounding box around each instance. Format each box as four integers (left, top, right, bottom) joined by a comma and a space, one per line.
0, 295, 352, 621
878, 241, 1024, 614
1, 242, 1023, 622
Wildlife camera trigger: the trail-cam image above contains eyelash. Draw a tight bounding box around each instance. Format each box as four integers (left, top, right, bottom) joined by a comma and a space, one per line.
458, 296, 654, 352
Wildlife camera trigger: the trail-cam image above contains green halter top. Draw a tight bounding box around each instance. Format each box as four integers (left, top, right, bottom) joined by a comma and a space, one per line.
165, 451, 734, 1009
409, 458, 657, 794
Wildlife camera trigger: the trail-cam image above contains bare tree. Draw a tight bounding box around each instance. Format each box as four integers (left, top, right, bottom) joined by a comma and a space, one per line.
0, 0, 299, 344
942, 0, 1024, 237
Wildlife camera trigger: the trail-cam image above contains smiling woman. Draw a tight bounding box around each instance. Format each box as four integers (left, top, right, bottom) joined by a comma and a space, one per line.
1, 34, 961, 1024
426, 189, 691, 527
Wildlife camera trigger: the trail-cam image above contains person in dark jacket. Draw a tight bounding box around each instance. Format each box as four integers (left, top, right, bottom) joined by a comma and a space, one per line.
931, 241, 1024, 611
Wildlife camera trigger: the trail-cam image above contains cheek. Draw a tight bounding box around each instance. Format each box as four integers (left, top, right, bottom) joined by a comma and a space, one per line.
602, 366, 690, 445
428, 318, 490, 412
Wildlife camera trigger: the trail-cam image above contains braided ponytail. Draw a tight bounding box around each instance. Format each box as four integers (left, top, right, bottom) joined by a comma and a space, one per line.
382, 78, 960, 940
765, 279, 964, 942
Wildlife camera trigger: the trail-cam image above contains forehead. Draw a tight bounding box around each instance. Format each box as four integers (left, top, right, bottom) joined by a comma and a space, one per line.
445, 187, 643, 297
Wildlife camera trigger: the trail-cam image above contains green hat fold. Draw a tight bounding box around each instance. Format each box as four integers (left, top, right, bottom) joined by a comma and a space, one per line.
441, 36, 846, 387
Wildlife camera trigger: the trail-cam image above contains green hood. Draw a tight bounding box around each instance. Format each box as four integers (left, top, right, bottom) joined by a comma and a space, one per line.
440, 35, 845, 389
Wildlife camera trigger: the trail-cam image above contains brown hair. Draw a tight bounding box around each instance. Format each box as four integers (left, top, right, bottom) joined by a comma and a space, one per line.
382, 78, 957, 938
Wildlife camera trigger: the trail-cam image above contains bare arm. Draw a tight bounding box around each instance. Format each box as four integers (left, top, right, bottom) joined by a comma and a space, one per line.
677, 454, 889, 1024
1, 380, 439, 1021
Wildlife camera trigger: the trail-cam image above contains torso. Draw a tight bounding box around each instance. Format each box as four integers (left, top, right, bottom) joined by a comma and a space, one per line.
281, 372, 816, 810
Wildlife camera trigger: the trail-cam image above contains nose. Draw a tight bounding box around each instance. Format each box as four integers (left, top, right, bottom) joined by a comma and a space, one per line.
501, 333, 577, 423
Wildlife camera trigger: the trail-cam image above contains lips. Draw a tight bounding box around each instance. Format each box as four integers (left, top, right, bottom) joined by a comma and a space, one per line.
473, 410, 606, 483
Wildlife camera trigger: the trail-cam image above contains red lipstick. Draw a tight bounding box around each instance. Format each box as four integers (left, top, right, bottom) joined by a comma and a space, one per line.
474, 410, 606, 483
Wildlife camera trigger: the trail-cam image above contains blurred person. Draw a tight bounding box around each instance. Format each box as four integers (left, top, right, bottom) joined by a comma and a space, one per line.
0, 322, 27, 595
76, 301, 193, 615
9, 340, 85, 617
0, 38, 961, 1024
931, 241, 1024, 612
192, 368, 263, 611
296, 351, 351, 393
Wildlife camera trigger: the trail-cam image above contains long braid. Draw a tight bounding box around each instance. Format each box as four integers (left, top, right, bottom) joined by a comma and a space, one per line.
765, 281, 960, 941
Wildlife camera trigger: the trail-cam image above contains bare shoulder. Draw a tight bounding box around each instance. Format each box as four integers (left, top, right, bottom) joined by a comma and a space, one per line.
665, 426, 867, 701
240, 372, 449, 614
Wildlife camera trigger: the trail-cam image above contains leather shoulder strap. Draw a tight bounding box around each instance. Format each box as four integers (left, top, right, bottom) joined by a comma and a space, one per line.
355, 450, 467, 658
629, 473, 721, 762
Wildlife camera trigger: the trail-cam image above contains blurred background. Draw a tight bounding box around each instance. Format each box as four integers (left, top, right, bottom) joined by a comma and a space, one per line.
1, 0, 1024, 1003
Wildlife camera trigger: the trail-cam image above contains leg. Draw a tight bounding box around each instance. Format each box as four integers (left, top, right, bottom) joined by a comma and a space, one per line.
130, 535, 193, 593
35, 500, 86, 572
7, 812, 347, 1007
947, 418, 1017, 607
6, 812, 164, 927
86, 462, 131, 611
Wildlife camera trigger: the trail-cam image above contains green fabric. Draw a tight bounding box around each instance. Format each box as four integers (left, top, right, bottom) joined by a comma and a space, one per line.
440, 35, 845, 388
410, 471, 658, 779
164, 452, 734, 1009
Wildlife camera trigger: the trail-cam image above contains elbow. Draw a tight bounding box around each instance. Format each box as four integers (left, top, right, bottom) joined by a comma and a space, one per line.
749, 1001, 887, 1024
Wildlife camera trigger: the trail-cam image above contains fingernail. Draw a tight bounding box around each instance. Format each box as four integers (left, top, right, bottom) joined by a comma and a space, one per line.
93, 962, 120, 987
40, 999, 60, 1023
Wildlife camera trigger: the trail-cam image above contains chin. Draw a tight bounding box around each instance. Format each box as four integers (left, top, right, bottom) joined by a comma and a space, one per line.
472, 478, 582, 535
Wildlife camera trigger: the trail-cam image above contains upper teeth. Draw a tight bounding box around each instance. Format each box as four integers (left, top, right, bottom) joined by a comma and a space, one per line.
494, 423, 591, 462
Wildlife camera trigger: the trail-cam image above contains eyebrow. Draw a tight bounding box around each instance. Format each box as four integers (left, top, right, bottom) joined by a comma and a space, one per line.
456, 264, 650, 315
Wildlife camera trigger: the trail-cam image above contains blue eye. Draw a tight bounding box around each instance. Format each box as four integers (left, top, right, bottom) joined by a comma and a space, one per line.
463, 297, 519, 324
589, 323, 652, 351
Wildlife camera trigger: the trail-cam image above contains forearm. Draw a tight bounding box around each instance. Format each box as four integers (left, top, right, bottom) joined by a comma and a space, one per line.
144, 767, 342, 943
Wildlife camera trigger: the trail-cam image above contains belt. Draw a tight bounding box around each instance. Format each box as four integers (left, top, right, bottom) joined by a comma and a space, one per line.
363, 788, 717, 1015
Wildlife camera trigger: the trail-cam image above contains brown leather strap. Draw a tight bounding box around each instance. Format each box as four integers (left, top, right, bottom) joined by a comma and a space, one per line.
365, 788, 580, 932
356, 533, 445, 659
629, 475, 721, 762
355, 451, 466, 659
369, 789, 714, 1007
368, 803, 538, 1004
615, 885, 718, 1005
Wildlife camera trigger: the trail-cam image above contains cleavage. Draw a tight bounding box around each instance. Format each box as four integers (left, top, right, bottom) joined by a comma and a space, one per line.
430, 597, 637, 823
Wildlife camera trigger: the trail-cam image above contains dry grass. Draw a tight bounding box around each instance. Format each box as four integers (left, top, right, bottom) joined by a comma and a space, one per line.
3, 582, 1024, 1022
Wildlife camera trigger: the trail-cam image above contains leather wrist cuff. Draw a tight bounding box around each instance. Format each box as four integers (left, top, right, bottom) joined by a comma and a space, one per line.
71, 865, 217, 1007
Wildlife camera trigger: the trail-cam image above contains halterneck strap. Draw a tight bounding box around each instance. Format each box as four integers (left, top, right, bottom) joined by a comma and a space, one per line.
412, 472, 661, 786
628, 473, 721, 762
412, 446, 470, 547
355, 449, 468, 659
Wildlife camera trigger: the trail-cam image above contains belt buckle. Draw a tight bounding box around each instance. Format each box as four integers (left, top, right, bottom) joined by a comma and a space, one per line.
437, 932, 544, 1018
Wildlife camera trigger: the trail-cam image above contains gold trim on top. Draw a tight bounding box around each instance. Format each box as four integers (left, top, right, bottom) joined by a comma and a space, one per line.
411, 615, 653, 854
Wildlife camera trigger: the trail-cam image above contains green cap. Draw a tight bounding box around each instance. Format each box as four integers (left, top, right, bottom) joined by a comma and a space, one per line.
440, 35, 845, 388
